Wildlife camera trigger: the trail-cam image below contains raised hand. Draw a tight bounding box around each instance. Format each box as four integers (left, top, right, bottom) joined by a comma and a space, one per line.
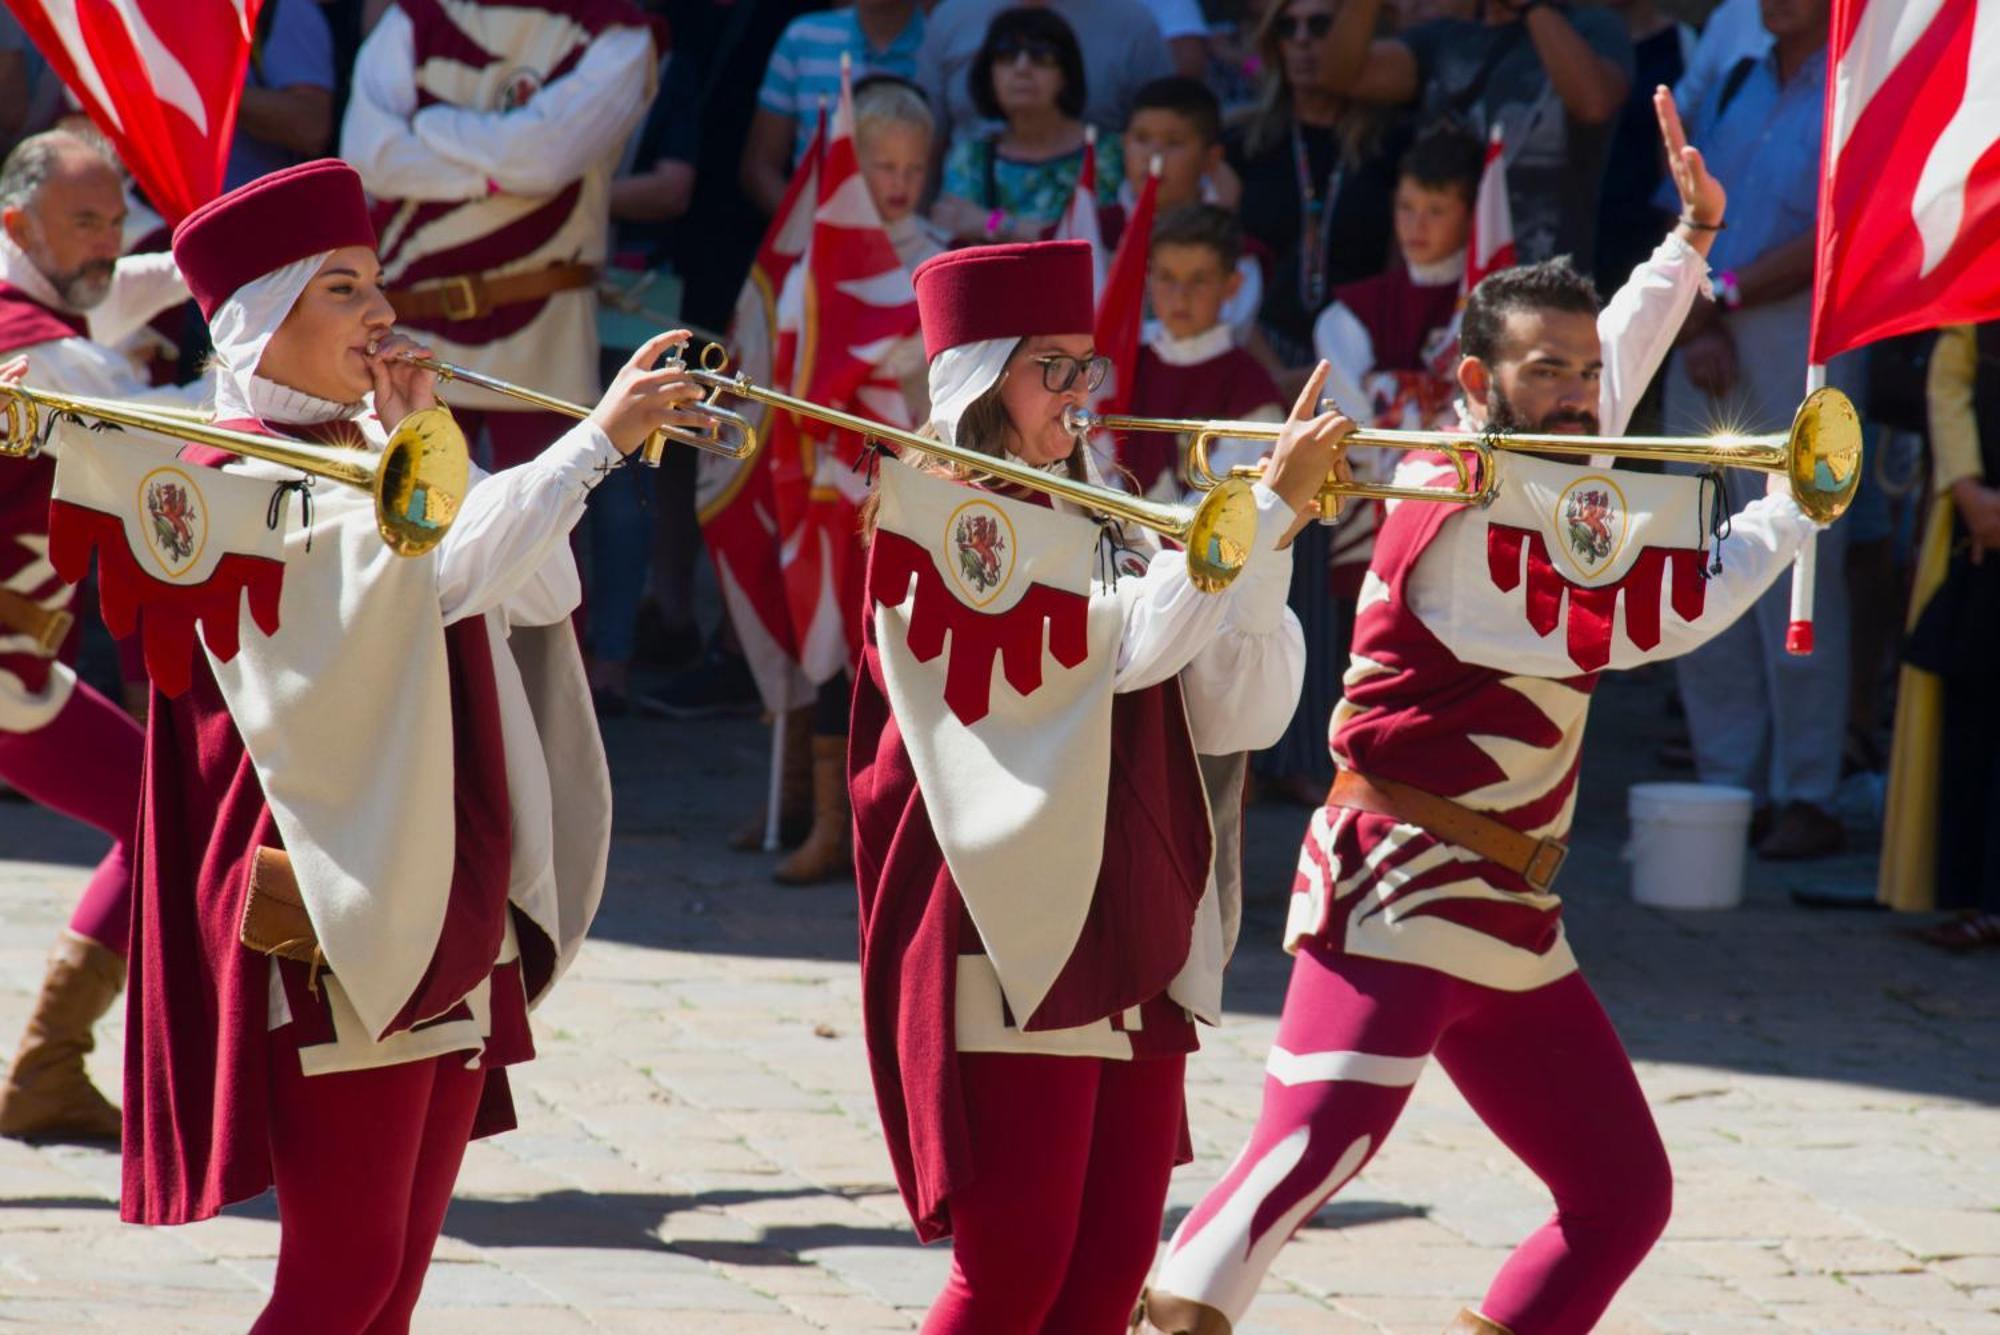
1655, 85, 1725, 228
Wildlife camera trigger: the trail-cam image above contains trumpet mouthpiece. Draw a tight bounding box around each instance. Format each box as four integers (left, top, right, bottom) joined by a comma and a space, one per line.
1063, 405, 1098, 435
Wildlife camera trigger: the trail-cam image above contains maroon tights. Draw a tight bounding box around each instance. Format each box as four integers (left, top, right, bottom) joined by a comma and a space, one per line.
0, 681, 141, 955
924, 1051, 1187, 1335
251, 1046, 485, 1334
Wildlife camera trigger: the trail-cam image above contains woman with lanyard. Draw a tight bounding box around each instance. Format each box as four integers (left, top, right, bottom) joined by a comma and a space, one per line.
116, 160, 706, 1333
1227, 0, 1408, 807
851, 239, 1353, 1331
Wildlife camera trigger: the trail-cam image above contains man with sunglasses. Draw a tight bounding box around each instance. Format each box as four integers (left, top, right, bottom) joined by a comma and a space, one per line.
917, 0, 1172, 177
1316, 0, 1635, 270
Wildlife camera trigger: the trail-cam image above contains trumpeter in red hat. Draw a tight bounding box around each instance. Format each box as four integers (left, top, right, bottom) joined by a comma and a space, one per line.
124, 159, 711, 1330
850, 239, 1354, 1329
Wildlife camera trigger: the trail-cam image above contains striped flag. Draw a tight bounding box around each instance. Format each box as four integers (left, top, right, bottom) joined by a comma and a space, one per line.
2, 0, 260, 221
1463, 125, 1515, 297
1053, 125, 1110, 297
1811, 0, 2000, 360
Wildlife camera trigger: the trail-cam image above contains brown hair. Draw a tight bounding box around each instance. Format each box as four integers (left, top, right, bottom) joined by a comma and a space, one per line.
1242, 1, 1399, 164
1151, 202, 1244, 271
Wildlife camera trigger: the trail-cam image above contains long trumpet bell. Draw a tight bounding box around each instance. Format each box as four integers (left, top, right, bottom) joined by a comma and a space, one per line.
1065, 404, 1497, 513
1076, 388, 1863, 525
400, 354, 756, 467
675, 344, 1259, 592
0, 383, 467, 556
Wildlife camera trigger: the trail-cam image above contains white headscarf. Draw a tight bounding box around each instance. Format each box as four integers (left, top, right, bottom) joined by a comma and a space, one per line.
207, 251, 358, 426
925, 337, 1017, 449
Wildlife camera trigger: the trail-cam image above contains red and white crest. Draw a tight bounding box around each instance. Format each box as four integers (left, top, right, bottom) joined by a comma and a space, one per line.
944, 500, 1015, 606
1553, 474, 1627, 579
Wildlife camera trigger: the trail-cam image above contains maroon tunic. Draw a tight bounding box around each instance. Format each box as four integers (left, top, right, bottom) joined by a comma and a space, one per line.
1122, 343, 1283, 495
1330, 262, 1461, 373
851, 516, 1215, 1243
0, 285, 89, 693
121, 422, 539, 1225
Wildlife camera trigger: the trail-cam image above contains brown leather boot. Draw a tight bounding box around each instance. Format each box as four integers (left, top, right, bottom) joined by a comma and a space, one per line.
1444, 1308, 1515, 1335
729, 706, 813, 851
774, 735, 852, 885
0, 931, 124, 1142
1134, 1289, 1233, 1335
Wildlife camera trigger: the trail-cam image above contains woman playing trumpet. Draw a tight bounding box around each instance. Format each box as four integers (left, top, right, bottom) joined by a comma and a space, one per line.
118, 160, 705, 1334
851, 239, 1354, 1331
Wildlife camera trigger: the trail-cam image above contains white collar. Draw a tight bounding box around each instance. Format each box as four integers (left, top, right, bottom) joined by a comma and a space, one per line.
0, 232, 79, 315
243, 374, 364, 426
1409, 250, 1467, 287
1144, 320, 1235, 366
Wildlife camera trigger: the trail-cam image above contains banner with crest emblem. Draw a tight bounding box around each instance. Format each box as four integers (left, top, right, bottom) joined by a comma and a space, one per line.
46, 423, 291, 696
1406, 451, 1715, 674
867, 459, 1128, 1027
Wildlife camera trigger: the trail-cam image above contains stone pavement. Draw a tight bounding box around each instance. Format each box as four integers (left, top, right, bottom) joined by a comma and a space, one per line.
0, 665, 1993, 1332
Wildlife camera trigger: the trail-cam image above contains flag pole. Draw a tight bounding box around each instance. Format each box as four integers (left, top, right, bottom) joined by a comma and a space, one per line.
762, 707, 788, 852
1785, 362, 1828, 656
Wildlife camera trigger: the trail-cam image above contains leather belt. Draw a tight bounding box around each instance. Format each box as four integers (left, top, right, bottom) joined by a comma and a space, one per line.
1329, 769, 1569, 893
386, 261, 599, 323
0, 586, 73, 658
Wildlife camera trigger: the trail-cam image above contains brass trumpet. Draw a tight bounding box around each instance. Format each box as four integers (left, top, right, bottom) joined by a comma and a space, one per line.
0, 383, 467, 556
677, 344, 1259, 592
1071, 387, 1864, 525
399, 354, 756, 467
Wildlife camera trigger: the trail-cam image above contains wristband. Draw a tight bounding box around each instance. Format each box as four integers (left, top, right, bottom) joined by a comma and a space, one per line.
984, 208, 1006, 238
1679, 214, 1725, 231
1713, 268, 1743, 313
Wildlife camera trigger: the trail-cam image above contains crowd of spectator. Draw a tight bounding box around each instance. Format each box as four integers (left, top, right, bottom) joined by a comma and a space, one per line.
0, 0, 1985, 923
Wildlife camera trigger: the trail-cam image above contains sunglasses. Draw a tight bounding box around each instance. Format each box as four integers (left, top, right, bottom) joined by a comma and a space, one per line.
1277, 13, 1335, 41
993, 38, 1061, 66
1034, 353, 1111, 394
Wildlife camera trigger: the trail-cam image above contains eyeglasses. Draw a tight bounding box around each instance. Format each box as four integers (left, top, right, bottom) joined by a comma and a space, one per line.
993, 38, 1061, 67
1277, 13, 1335, 41
1034, 353, 1111, 393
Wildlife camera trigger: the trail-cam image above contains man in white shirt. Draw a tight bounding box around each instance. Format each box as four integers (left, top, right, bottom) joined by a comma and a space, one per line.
0, 128, 202, 1142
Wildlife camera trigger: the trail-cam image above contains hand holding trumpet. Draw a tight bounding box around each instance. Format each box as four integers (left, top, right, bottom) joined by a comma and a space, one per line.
1259, 361, 1357, 548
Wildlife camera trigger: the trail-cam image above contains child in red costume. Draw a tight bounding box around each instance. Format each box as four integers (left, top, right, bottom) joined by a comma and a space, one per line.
851, 239, 1353, 1332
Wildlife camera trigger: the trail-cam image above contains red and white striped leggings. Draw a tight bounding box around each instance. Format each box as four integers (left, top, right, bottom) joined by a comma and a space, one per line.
1155, 943, 1672, 1334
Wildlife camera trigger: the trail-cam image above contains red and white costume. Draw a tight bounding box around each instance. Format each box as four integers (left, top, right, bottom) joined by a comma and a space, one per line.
853, 242, 1302, 1332
1151, 234, 1814, 1334
340, 0, 654, 464
0, 233, 201, 959
113, 162, 611, 1332
1124, 320, 1284, 499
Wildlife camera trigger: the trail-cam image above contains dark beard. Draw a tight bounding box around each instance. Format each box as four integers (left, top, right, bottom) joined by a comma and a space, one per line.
1487, 381, 1598, 437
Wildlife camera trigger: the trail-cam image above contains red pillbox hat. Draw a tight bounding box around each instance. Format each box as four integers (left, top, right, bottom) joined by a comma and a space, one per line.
912, 240, 1096, 361
171, 160, 377, 319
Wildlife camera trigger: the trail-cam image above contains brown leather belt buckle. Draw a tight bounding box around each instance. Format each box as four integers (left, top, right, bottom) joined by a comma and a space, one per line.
1523, 837, 1567, 892
31, 607, 73, 657
439, 274, 483, 321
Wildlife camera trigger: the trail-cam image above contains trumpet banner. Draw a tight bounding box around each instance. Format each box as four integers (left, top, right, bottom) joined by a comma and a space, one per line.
46, 423, 289, 696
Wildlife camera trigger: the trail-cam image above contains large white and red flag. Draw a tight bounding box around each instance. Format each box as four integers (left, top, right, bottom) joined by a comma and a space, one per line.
3, 0, 261, 221
1810, 0, 2000, 361
1463, 126, 1516, 297
1095, 155, 1159, 422
696, 111, 823, 714
1052, 126, 1111, 297
776, 64, 921, 686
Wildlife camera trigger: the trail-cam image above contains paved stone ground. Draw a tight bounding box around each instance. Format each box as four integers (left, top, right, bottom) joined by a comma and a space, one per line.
0, 664, 1993, 1332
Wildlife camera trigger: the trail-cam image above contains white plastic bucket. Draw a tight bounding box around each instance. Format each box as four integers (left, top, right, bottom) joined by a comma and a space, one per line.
1627, 782, 1754, 910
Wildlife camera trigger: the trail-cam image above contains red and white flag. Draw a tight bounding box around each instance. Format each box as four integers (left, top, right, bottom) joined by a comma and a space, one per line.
1811, 0, 2000, 361
1463, 126, 1516, 297
776, 63, 921, 687
1053, 126, 1110, 297
3, 0, 261, 221
697, 111, 823, 714
1094, 155, 1159, 422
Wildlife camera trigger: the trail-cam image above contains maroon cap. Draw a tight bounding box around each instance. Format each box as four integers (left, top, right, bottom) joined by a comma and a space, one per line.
912, 240, 1095, 360
171, 160, 377, 319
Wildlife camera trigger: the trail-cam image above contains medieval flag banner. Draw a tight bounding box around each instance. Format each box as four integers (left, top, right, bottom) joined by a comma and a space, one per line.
1463, 126, 1516, 298
3, 0, 262, 221
1810, 0, 2000, 362
696, 111, 824, 715
46, 420, 289, 696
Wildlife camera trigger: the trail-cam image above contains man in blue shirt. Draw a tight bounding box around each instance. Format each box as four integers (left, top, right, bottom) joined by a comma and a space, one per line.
740, 0, 926, 217
225, 0, 336, 190
1658, 0, 1857, 862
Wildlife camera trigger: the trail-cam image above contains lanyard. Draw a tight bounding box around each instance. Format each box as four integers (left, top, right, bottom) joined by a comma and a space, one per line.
1291, 120, 1343, 312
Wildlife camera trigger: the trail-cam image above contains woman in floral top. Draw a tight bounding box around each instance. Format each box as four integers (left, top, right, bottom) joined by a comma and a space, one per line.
932, 7, 1123, 245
